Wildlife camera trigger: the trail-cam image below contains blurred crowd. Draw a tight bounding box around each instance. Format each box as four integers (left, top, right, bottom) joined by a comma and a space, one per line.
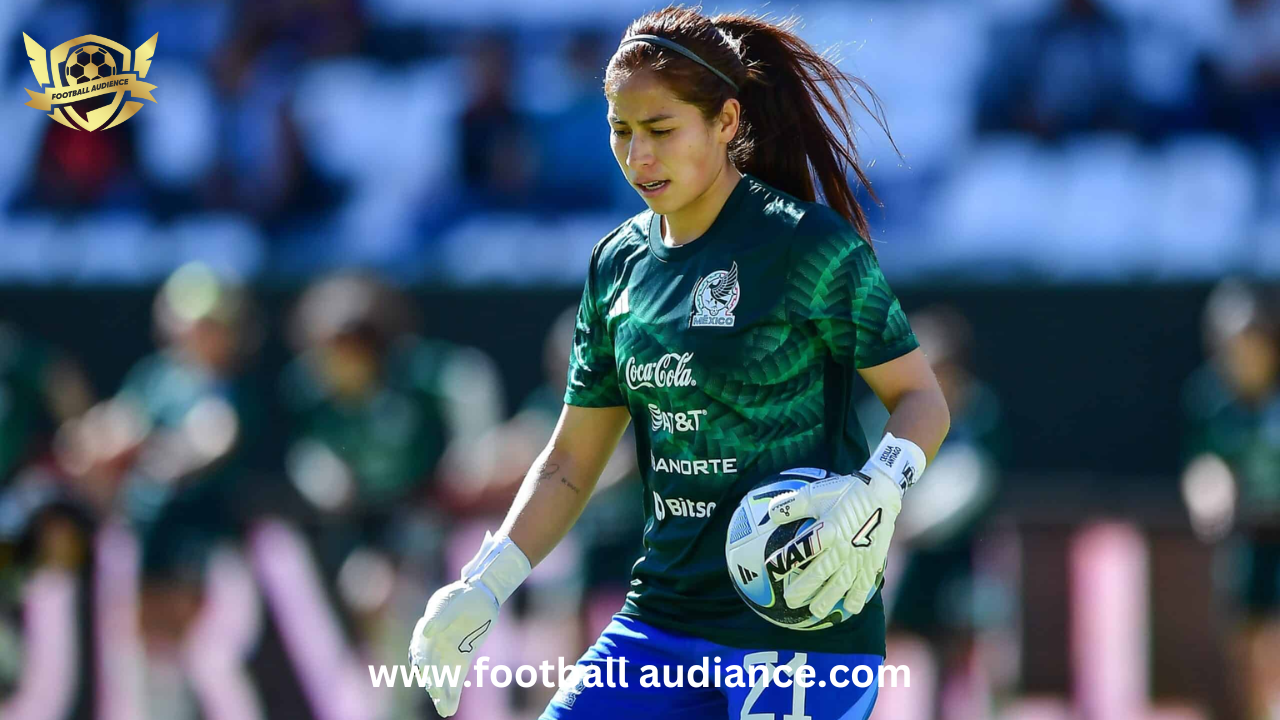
0, 264, 646, 719
0, 264, 1277, 719
2, 0, 1279, 285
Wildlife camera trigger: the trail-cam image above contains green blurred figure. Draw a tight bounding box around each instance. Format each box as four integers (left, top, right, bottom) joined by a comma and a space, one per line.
0, 323, 93, 703
56, 262, 264, 648
857, 305, 1004, 720
280, 273, 505, 646
1180, 279, 1280, 720
0, 323, 93, 490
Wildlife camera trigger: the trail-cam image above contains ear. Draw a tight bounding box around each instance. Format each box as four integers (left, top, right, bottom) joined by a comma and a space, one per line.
716, 98, 740, 144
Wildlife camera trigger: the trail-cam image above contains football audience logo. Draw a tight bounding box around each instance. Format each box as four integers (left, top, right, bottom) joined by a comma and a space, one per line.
22, 33, 158, 131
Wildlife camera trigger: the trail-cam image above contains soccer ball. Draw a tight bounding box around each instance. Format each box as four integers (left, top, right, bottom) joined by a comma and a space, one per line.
725, 467, 856, 630
65, 46, 117, 85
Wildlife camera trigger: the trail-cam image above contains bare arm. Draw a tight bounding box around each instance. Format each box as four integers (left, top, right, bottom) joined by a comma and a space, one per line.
497, 403, 632, 567
858, 347, 950, 462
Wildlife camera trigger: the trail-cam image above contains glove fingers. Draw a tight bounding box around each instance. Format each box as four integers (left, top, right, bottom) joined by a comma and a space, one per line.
409, 580, 503, 719
811, 513, 858, 564
434, 683, 462, 718
808, 563, 855, 618
843, 545, 886, 615
425, 650, 465, 716
784, 545, 845, 608
768, 476, 850, 525
806, 476, 854, 508
843, 572, 877, 615
408, 616, 430, 666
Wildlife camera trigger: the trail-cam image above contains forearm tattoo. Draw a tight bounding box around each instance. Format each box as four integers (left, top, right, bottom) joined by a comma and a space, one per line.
535, 462, 581, 494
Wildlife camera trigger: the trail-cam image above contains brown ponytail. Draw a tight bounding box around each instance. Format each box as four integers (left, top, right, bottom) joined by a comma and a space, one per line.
606, 6, 896, 240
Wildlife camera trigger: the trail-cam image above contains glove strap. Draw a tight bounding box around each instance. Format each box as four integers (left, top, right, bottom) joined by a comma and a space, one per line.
461, 531, 532, 605
863, 432, 927, 497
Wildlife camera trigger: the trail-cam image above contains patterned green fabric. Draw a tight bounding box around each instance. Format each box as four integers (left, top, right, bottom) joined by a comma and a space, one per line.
565, 175, 917, 654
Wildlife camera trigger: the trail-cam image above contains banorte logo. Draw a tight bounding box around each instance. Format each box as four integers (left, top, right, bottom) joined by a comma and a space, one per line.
625, 352, 697, 391
22, 33, 158, 131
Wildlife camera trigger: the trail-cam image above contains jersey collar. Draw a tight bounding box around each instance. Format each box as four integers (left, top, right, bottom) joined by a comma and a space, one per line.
646, 175, 752, 262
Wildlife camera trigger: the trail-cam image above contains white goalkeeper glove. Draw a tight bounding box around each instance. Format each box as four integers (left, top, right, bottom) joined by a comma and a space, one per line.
408, 531, 531, 717
767, 433, 926, 618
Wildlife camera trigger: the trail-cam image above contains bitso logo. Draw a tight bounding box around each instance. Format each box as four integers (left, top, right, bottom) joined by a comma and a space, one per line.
652, 491, 716, 521
690, 262, 740, 328
22, 33, 158, 131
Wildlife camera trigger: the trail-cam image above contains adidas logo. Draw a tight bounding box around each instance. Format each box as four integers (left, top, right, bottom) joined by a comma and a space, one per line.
607, 288, 630, 319
738, 565, 759, 584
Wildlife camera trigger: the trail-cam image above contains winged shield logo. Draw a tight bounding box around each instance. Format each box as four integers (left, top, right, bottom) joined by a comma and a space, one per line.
22, 33, 158, 131
690, 262, 741, 328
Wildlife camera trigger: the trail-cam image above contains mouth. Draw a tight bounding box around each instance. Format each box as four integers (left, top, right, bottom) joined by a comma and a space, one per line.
636, 179, 670, 197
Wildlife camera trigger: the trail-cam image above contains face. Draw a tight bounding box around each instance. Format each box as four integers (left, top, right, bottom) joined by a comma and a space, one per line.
180, 318, 237, 373
606, 69, 737, 215
320, 335, 379, 399
1218, 328, 1279, 400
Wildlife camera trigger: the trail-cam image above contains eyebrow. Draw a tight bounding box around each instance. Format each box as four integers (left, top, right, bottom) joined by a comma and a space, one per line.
608, 114, 675, 125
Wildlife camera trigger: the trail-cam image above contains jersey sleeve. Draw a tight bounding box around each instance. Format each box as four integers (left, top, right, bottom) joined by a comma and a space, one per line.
790, 210, 918, 369
563, 243, 625, 408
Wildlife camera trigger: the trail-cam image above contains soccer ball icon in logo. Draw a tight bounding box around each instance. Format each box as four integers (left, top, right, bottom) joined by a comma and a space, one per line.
22, 33, 159, 131
65, 46, 116, 85
725, 467, 857, 630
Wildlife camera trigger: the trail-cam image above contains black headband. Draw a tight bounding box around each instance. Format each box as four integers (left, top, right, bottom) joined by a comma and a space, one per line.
619, 34, 739, 92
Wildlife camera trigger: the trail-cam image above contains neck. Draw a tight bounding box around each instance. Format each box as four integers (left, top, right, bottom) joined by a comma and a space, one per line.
662, 165, 742, 246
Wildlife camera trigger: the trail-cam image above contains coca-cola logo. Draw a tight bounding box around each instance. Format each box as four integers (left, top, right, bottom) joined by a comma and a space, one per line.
625, 352, 697, 390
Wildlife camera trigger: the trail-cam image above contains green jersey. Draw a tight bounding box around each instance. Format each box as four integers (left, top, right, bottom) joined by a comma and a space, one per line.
280, 337, 452, 509
564, 174, 918, 654
115, 352, 263, 578
1183, 367, 1280, 515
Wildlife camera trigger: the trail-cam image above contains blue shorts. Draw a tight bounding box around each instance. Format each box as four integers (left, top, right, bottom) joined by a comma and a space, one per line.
540, 615, 882, 720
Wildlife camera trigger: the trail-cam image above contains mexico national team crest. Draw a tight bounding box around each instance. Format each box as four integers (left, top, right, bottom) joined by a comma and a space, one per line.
690, 262, 740, 328
21, 33, 159, 131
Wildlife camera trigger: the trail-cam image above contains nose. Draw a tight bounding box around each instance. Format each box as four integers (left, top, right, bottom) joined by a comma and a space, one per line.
626, 135, 653, 170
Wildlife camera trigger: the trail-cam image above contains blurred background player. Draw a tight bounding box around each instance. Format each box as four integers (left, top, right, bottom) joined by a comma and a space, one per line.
859, 306, 1004, 720
0, 482, 98, 719
0, 323, 95, 494
0, 322, 95, 717
1180, 279, 1280, 720
54, 263, 264, 714
281, 272, 506, 665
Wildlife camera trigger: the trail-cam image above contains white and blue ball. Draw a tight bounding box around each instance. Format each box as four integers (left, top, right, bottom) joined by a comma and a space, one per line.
725, 467, 854, 630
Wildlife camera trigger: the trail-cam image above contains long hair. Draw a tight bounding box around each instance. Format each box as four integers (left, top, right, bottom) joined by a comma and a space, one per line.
605, 6, 896, 240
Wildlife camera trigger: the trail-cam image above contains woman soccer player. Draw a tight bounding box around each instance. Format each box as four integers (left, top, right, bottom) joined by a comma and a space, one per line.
409, 7, 951, 719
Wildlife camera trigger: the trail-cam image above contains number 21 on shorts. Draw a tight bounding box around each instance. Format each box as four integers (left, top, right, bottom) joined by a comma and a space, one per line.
741, 651, 811, 720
